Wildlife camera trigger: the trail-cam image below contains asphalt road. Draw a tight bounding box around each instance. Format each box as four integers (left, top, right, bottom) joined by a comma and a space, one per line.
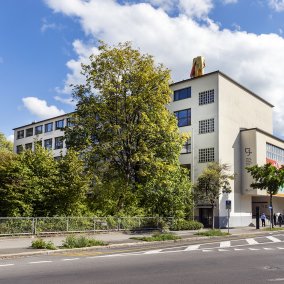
1, 234, 284, 284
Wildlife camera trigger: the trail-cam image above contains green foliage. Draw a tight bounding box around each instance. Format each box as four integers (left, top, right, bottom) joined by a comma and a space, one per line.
62, 235, 107, 248
0, 146, 90, 217
170, 219, 204, 230
131, 232, 181, 242
194, 229, 229, 236
246, 163, 284, 226
66, 41, 192, 217
31, 238, 57, 250
0, 132, 13, 152
193, 162, 234, 228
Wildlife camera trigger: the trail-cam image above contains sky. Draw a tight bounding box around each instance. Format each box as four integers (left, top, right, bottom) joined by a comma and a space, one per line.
1, 0, 284, 141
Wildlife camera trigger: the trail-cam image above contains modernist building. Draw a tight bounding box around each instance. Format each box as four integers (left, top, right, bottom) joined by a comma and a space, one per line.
13, 113, 72, 158
13, 70, 284, 227
168, 70, 284, 227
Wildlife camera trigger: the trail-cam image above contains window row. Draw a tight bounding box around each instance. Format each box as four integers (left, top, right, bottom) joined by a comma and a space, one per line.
16, 136, 65, 153
16, 118, 73, 140
266, 143, 284, 164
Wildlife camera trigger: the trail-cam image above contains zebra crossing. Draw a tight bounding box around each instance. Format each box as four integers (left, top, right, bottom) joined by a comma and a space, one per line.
141, 234, 284, 255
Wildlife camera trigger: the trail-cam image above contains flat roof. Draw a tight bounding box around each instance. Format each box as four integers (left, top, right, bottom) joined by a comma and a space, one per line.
13, 112, 75, 131
170, 70, 274, 108
240, 128, 284, 144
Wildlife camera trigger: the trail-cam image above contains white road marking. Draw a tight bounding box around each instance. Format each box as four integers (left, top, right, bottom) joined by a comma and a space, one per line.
277, 247, 284, 250
234, 248, 245, 251
144, 249, 162, 254
202, 250, 213, 252
220, 241, 231, 248
29, 261, 53, 264
264, 248, 274, 250
0, 264, 14, 267
62, 258, 80, 261
268, 278, 284, 282
184, 245, 200, 251
249, 248, 260, 251
246, 238, 259, 245
218, 249, 229, 252
267, 236, 281, 243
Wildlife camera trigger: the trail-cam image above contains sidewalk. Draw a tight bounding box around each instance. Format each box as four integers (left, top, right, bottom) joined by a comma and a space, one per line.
0, 226, 278, 258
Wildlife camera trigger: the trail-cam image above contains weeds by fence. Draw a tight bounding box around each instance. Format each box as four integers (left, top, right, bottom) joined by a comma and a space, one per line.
0, 217, 174, 236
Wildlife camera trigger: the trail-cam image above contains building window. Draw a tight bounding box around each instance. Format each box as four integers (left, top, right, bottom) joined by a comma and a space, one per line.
17, 130, 24, 139
199, 148, 214, 163
16, 145, 23, 154
44, 138, 53, 150
66, 117, 75, 127
181, 138, 191, 154
45, 122, 53, 133
174, 87, 191, 101
26, 128, 33, 137
199, 89, 214, 105
55, 136, 64, 149
25, 143, 32, 150
35, 125, 43, 135
199, 118, 214, 134
55, 119, 64, 130
174, 109, 191, 127
266, 143, 284, 165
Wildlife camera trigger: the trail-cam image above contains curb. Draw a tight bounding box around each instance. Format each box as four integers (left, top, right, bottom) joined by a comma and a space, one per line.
0, 229, 281, 259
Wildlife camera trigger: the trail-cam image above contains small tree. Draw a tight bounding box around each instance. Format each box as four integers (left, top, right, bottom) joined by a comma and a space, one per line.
246, 163, 284, 228
193, 162, 234, 228
0, 132, 13, 152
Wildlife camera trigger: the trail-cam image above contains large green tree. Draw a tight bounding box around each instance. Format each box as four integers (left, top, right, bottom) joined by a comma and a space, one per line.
246, 163, 284, 227
66, 41, 191, 216
0, 132, 13, 152
193, 162, 234, 228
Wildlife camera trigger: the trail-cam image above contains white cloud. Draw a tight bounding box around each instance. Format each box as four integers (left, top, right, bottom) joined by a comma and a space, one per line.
22, 97, 65, 119
268, 0, 284, 11
222, 0, 238, 4
45, 0, 284, 138
178, 0, 213, 18
54, 95, 77, 106
7, 134, 14, 143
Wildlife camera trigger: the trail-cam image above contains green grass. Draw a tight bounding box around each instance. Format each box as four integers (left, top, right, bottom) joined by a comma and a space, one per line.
130, 233, 181, 242
31, 238, 57, 250
263, 227, 284, 231
61, 235, 107, 248
194, 229, 230, 237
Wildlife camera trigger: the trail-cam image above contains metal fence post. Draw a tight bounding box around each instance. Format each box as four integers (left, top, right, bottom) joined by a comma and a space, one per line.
66, 217, 69, 232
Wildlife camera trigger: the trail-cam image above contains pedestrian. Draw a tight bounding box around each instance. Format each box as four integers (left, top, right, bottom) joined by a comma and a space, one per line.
274, 213, 277, 226
278, 214, 283, 227
260, 213, 266, 227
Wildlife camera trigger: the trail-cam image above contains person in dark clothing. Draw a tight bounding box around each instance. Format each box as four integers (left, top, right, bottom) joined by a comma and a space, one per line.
260, 213, 266, 227
278, 214, 283, 227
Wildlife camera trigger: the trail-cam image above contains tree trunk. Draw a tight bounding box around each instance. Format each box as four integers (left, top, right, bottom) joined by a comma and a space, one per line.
270, 193, 273, 228
212, 205, 215, 229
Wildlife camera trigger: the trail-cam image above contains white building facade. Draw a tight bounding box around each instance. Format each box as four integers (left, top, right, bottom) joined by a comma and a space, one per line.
169, 70, 284, 227
13, 113, 71, 158
13, 71, 284, 227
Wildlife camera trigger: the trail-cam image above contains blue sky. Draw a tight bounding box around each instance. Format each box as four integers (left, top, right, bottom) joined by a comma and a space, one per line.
1, 0, 284, 141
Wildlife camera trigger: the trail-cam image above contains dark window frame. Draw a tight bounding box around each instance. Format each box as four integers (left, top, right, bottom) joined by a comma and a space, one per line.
174, 87, 191, 101
174, 108, 191, 127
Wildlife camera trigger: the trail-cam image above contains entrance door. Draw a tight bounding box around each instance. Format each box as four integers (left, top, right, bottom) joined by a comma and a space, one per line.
199, 208, 213, 228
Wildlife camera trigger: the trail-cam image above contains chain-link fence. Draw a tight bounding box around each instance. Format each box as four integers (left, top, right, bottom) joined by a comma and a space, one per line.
0, 217, 174, 236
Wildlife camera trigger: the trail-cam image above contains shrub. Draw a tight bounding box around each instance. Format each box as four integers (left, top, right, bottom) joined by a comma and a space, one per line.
62, 235, 107, 248
131, 233, 181, 242
194, 229, 229, 236
170, 219, 204, 230
31, 238, 57, 250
